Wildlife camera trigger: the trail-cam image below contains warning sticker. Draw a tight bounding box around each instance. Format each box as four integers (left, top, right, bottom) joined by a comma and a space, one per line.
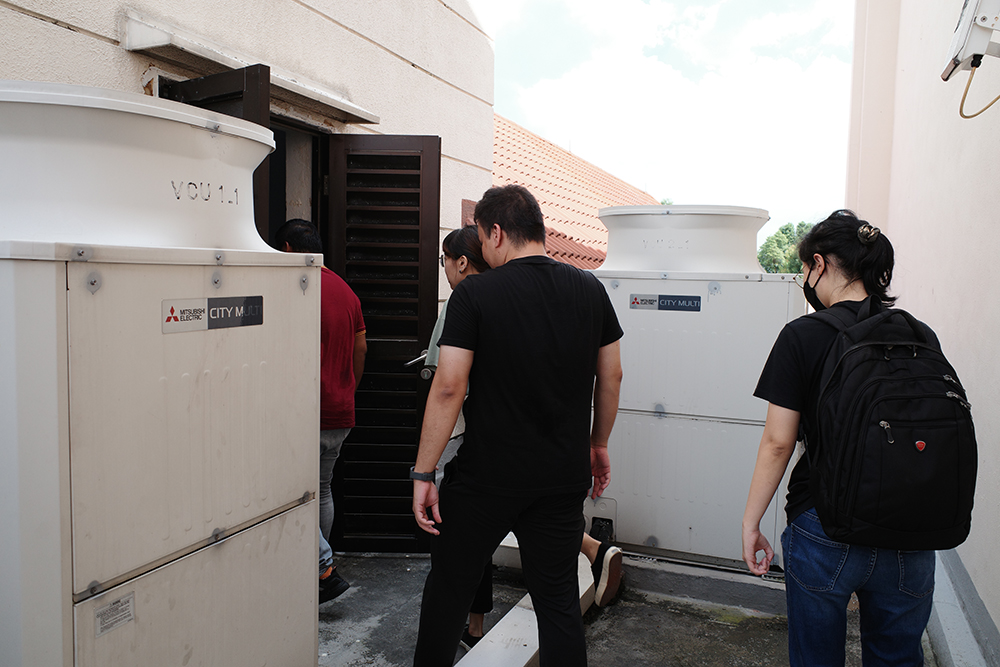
95, 592, 135, 638
162, 296, 264, 334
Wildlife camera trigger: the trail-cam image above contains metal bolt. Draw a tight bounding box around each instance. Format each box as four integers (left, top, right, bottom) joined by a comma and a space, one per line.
77, 249, 85, 257
213, 277, 220, 285
982, 15, 988, 22
215, 254, 222, 261
89, 279, 97, 286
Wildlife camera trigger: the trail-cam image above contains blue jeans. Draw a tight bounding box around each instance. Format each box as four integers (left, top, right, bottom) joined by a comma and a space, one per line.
319, 428, 350, 574
781, 508, 935, 667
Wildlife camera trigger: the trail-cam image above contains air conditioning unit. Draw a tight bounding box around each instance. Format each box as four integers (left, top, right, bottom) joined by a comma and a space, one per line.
1, 81, 319, 667
589, 205, 804, 571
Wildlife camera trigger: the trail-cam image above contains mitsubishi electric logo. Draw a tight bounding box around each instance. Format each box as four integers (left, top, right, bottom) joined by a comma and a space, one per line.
162, 296, 264, 334
631, 295, 658, 308
629, 294, 702, 312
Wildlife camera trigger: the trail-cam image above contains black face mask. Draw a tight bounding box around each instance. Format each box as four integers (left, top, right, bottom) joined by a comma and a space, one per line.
802, 266, 826, 311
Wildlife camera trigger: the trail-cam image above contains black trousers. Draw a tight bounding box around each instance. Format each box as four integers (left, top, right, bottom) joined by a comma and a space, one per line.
413, 474, 587, 666
470, 559, 493, 615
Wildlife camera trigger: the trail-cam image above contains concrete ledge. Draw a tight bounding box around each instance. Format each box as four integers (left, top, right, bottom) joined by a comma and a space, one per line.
497, 532, 785, 615
492, 532, 522, 570
458, 606, 540, 667
624, 556, 787, 616
928, 551, 990, 667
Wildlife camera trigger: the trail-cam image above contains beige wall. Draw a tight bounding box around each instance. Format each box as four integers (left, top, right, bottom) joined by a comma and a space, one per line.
850, 0, 1000, 627
0, 0, 495, 236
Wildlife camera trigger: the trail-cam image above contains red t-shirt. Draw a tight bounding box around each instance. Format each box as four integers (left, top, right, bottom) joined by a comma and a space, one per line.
320, 267, 366, 430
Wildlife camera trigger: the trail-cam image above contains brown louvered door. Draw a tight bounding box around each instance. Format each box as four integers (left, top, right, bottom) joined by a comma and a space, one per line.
326, 135, 440, 553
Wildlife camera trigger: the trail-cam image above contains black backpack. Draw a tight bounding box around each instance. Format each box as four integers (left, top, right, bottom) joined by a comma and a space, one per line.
804, 297, 977, 550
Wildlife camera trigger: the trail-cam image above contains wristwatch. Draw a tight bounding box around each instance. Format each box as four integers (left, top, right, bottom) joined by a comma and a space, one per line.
409, 466, 435, 482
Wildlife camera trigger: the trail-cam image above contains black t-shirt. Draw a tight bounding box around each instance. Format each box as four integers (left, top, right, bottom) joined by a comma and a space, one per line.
439, 255, 624, 496
753, 300, 866, 523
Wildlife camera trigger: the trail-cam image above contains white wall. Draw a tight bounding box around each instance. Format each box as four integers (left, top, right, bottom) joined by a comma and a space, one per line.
0, 0, 495, 234
850, 0, 1000, 632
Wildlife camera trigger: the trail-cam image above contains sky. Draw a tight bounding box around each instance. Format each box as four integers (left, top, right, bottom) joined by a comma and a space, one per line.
464, 0, 855, 246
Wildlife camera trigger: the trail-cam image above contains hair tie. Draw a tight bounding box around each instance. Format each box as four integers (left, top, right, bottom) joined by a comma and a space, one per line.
857, 222, 880, 245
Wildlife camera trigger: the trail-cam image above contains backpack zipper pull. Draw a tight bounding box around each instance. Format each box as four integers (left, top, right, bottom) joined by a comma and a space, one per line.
880, 420, 894, 444
946, 391, 972, 410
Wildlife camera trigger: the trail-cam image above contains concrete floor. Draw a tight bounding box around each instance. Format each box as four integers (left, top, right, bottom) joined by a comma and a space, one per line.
317, 553, 936, 667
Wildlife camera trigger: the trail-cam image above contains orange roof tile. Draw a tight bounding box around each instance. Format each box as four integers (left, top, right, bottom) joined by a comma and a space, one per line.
493, 114, 659, 269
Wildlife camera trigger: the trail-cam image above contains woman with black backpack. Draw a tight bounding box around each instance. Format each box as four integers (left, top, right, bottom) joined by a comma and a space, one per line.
741, 210, 948, 667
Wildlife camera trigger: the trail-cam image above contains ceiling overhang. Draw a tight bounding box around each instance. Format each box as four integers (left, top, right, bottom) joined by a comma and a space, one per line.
124, 10, 379, 125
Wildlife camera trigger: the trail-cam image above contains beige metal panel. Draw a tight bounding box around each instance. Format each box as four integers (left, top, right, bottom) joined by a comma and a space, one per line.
73, 502, 318, 667
601, 277, 802, 423
604, 414, 784, 565
67, 261, 319, 594
0, 241, 317, 267
0, 259, 74, 667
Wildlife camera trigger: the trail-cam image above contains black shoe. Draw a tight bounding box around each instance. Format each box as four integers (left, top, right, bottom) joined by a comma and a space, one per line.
591, 542, 622, 607
459, 626, 482, 651
319, 567, 350, 604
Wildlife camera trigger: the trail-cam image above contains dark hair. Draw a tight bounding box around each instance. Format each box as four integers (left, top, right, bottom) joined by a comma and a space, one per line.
443, 226, 490, 273
274, 219, 322, 253
473, 184, 546, 247
798, 209, 895, 306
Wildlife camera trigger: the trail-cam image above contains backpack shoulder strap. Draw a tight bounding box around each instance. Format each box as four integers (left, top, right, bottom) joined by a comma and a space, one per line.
807, 308, 854, 332
806, 295, 880, 330
806, 297, 931, 346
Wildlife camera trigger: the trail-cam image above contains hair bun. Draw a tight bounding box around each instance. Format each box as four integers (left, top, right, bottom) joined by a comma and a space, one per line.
857, 222, 881, 244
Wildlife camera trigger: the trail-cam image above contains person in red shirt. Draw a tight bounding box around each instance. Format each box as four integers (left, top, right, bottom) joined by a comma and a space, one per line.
276, 219, 366, 604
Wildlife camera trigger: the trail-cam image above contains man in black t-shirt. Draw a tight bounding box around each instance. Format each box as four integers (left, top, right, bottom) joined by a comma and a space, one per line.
411, 185, 623, 666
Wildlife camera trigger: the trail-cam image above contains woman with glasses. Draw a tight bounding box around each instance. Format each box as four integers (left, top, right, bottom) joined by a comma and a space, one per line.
427, 225, 491, 377
424, 225, 493, 649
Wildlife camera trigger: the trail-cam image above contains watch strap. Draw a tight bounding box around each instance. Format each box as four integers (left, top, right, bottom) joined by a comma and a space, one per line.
409, 466, 435, 482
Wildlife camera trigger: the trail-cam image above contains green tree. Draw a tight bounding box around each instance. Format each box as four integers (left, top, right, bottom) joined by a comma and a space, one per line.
757, 222, 813, 273
660, 198, 674, 205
